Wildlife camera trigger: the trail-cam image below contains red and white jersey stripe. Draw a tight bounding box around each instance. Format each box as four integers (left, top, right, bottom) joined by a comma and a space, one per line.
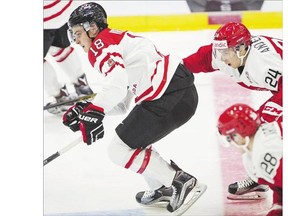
88, 28, 181, 113
44, 0, 82, 29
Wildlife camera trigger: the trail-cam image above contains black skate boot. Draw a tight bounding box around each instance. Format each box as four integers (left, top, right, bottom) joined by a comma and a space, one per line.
166, 160, 207, 215
46, 85, 77, 114
227, 177, 269, 200
136, 185, 173, 207
74, 74, 93, 96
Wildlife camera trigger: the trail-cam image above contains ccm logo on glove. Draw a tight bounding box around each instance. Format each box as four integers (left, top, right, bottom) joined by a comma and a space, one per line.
78, 114, 99, 123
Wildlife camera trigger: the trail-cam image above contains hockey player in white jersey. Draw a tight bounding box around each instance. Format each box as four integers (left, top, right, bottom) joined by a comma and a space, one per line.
62, 2, 206, 215
44, 0, 93, 114
183, 22, 282, 200
217, 103, 282, 216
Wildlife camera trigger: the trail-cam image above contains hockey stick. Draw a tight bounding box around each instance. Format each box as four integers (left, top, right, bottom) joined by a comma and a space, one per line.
43, 93, 97, 110
43, 136, 82, 166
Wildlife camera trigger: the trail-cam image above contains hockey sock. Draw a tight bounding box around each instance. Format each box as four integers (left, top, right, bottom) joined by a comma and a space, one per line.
108, 135, 176, 187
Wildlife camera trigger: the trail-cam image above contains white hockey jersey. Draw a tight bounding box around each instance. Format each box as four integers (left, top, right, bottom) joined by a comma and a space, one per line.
87, 28, 181, 113
183, 35, 283, 92
242, 122, 282, 188
44, 0, 83, 29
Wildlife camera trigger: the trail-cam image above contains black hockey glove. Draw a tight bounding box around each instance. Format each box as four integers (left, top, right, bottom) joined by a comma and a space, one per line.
62, 102, 90, 132
79, 106, 105, 145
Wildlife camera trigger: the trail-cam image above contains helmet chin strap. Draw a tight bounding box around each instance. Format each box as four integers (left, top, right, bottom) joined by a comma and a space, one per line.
87, 33, 95, 41
242, 136, 250, 152
82, 21, 98, 41
85, 30, 95, 41
231, 136, 250, 152
236, 45, 251, 66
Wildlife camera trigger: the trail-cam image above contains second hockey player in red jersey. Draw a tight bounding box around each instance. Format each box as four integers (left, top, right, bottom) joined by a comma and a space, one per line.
183, 22, 282, 200
217, 103, 283, 216
183, 22, 282, 123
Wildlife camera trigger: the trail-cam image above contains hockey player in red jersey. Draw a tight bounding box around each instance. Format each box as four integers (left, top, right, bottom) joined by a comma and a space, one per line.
217, 103, 283, 216
44, 0, 93, 114
183, 22, 282, 200
62, 2, 206, 215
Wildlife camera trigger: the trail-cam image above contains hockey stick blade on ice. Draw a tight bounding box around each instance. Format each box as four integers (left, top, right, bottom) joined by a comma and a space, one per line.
43, 93, 97, 110
43, 136, 82, 166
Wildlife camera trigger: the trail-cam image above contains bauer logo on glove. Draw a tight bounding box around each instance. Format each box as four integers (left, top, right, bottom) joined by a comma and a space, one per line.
63, 101, 105, 145
78, 113, 101, 123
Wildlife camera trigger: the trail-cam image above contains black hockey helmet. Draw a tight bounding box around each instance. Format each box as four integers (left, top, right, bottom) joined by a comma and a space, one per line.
68, 2, 108, 32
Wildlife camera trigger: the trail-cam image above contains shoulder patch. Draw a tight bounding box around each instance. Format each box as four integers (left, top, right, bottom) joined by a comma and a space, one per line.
107, 58, 115, 67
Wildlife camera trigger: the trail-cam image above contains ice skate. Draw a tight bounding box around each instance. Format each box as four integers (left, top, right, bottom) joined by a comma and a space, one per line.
46, 85, 77, 114
74, 74, 93, 96
166, 161, 207, 216
227, 177, 269, 200
136, 185, 173, 207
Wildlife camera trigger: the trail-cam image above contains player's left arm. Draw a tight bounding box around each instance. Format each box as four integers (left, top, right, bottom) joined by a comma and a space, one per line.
183, 44, 217, 73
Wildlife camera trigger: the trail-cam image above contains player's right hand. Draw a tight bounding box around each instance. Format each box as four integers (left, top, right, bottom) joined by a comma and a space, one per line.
62, 102, 90, 132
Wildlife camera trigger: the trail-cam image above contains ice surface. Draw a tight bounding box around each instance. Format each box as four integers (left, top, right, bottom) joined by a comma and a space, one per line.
44, 29, 281, 216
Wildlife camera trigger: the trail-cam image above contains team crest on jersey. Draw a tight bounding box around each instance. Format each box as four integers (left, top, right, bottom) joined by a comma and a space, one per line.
107, 58, 115, 67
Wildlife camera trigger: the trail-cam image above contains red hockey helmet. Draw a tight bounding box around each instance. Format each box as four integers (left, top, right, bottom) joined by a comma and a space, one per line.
213, 22, 251, 49
217, 103, 260, 137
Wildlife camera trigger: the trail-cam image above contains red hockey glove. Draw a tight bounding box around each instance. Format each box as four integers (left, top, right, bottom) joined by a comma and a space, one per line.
62, 102, 90, 132
79, 104, 105, 145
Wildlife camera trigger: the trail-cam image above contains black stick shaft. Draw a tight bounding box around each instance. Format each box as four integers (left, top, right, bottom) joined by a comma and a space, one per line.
43, 152, 60, 166
43, 137, 82, 166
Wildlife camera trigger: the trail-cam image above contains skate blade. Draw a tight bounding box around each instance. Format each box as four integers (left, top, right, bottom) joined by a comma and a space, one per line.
172, 183, 207, 216
137, 196, 171, 208
227, 191, 267, 200
138, 201, 169, 208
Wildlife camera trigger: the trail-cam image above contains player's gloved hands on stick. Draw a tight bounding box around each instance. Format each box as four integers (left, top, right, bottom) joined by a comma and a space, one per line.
79, 104, 105, 145
62, 102, 90, 132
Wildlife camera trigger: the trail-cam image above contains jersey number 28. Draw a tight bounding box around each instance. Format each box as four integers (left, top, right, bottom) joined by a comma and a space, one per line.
261, 153, 277, 175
